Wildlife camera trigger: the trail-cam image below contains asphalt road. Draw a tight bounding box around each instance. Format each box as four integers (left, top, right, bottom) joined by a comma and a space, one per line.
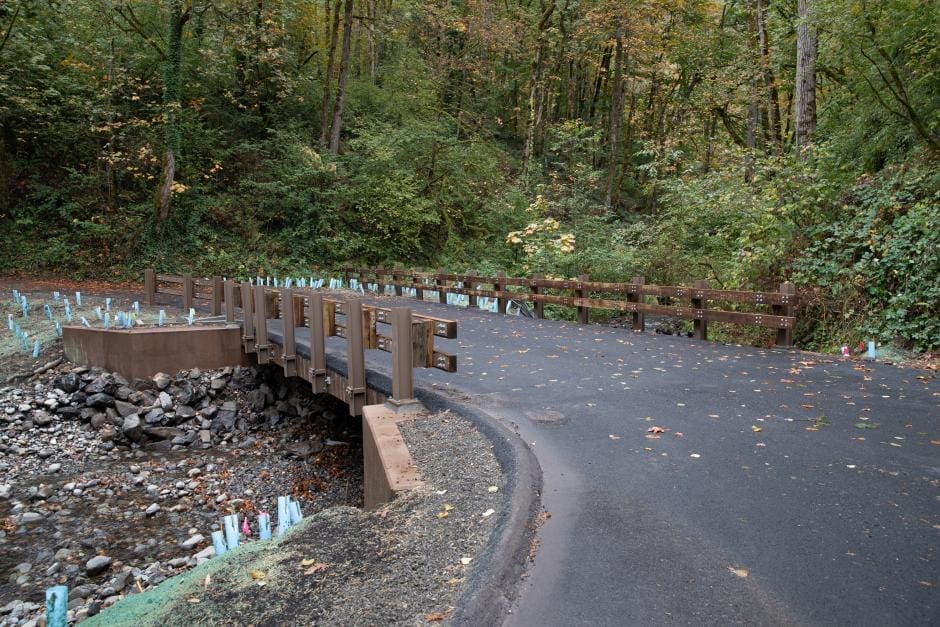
273, 295, 939, 626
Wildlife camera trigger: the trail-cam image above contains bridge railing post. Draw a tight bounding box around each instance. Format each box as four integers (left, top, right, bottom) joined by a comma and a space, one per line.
576, 273, 590, 324
281, 288, 297, 377
253, 284, 270, 364
393, 267, 403, 296
345, 299, 367, 416
692, 279, 709, 341
388, 307, 416, 408
774, 281, 796, 347
436, 268, 447, 304
212, 276, 223, 316
630, 276, 645, 331
531, 273, 544, 319
240, 283, 255, 353
495, 271, 507, 314
144, 269, 156, 306
223, 280, 236, 324
182, 273, 193, 312
307, 292, 328, 394
466, 270, 478, 309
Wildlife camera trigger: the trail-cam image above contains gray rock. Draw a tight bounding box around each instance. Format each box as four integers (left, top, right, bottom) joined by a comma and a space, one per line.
158, 392, 173, 411
18, 512, 42, 523
144, 408, 164, 424
85, 555, 112, 576
152, 373, 171, 390
48, 463, 62, 473
0, 484, 11, 499
180, 534, 204, 549
86, 393, 114, 409
144, 426, 183, 440
122, 414, 144, 442
113, 400, 138, 418
31, 410, 53, 427
199, 430, 212, 444
90, 413, 109, 429
54, 373, 81, 394
210, 377, 228, 391
176, 405, 196, 420
144, 503, 160, 516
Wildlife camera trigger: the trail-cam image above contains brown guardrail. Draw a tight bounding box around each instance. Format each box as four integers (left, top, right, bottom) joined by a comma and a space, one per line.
144, 271, 458, 416
343, 267, 798, 347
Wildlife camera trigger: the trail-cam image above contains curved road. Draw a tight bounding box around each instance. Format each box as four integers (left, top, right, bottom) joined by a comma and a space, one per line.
279, 296, 938, 625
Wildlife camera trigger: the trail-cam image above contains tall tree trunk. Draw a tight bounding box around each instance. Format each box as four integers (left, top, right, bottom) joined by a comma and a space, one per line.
794, 0, 816, 156
328, 0, 354, 153
756, 0, 782, 150
522, 1, 555, 177
605, 25, 624, 208
319, 0, 341, 145
155, 0, 190, 226
366, 0, 377, 83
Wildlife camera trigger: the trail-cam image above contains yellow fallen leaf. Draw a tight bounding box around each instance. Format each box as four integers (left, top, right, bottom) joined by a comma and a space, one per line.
752, 426, 762, 433
443, 504, 455, 512
728, 566, 749, 578
250, 570, 266, 580
300, 558, 317, 567
188, 597, 201, 604
647, 426, 666, 434
437, 511, 449, 519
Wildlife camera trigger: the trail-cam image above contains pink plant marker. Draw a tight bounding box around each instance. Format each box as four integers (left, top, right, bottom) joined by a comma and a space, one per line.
241, 516, 251, 537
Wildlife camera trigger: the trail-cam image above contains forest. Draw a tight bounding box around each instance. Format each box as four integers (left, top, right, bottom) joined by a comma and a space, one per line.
0, 0, 936, 353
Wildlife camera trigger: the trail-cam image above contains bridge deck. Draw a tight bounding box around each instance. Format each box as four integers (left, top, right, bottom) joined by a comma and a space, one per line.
264, 296, 938, 625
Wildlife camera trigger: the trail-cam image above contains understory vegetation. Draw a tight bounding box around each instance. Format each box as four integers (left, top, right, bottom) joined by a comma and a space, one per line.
0, 1, 936, 352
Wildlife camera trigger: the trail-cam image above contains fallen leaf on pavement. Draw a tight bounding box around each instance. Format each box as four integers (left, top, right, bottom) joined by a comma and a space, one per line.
460, 557, 472, 565
690, 453, 701, 458
425, 611, 449, 622
482, 509, 495, 518
674, 432, 684, 437
250, 571, 266, 580
752, 426, 762, 433
436, 511, 449, 519
609, 434, 621, 440
303, 562, 330, 575
300, 558, 317, 567
647, 426, 666, 434
728, 566, 749, 578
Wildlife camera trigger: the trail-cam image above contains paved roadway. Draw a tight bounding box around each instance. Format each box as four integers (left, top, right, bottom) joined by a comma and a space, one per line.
270, 296, 938, 626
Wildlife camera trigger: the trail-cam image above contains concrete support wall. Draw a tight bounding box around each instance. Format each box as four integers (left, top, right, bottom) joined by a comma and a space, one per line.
362, 404, 423, 509
63, 325, 251, 381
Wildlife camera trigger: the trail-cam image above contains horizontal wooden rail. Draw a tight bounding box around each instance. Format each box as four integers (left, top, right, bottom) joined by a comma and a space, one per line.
345, 266, 798, 346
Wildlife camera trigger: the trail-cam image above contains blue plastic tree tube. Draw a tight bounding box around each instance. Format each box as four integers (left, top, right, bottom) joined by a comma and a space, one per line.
211, 530, 227, 556
276, 496, 290, 536
45, 585, 68, 627
288, 500, 303, 525
224, 514, 240, 550
258, 512, 272, 540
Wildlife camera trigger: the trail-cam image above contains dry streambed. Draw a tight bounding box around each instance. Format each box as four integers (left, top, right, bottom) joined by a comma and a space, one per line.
0, 364, 362, 626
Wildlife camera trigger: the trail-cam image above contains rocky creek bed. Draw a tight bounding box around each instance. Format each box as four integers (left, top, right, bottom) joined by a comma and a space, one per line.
0, 363, 363, 625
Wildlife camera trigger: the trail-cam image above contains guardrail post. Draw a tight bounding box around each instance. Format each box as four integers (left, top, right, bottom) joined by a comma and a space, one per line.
182, 273, 193, 312
576, 273, 590, 324
345, 299, 367, 416
413, 273, 424, 301
212, 276, 223, 316
692, 279, 708, 341
240, 283, 255, 353
253, 284, 270, 364
307, 292, 328, 393
495, 271, 507, 314
223, 280, 236, 324
387, 307, 420, 411
393, 267, 403, 296
281, 288, 297, 377
144, 269, 156, 305
376, 266, 385, 293
467, 270, 478, 309
774, 281, 796, 347
630, 276, 645, 331
531, 273, 544, 319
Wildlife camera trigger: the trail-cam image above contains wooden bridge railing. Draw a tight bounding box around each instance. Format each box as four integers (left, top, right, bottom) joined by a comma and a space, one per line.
145, 271, 458, 416
344, 267, 799, 347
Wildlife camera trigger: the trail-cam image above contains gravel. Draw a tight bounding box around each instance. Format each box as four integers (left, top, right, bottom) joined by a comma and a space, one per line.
82, 411, 507, 626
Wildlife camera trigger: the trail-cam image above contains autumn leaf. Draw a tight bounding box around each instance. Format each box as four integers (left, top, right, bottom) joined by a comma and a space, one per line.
728, 566, 749, 578
303, 562, 330, 575
250, 570, 266, 580
647, 426, 665, 434
425, 611, 449, 622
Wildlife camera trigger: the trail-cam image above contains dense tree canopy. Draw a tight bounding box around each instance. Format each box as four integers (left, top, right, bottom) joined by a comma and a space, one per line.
0, 0, 937, 351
